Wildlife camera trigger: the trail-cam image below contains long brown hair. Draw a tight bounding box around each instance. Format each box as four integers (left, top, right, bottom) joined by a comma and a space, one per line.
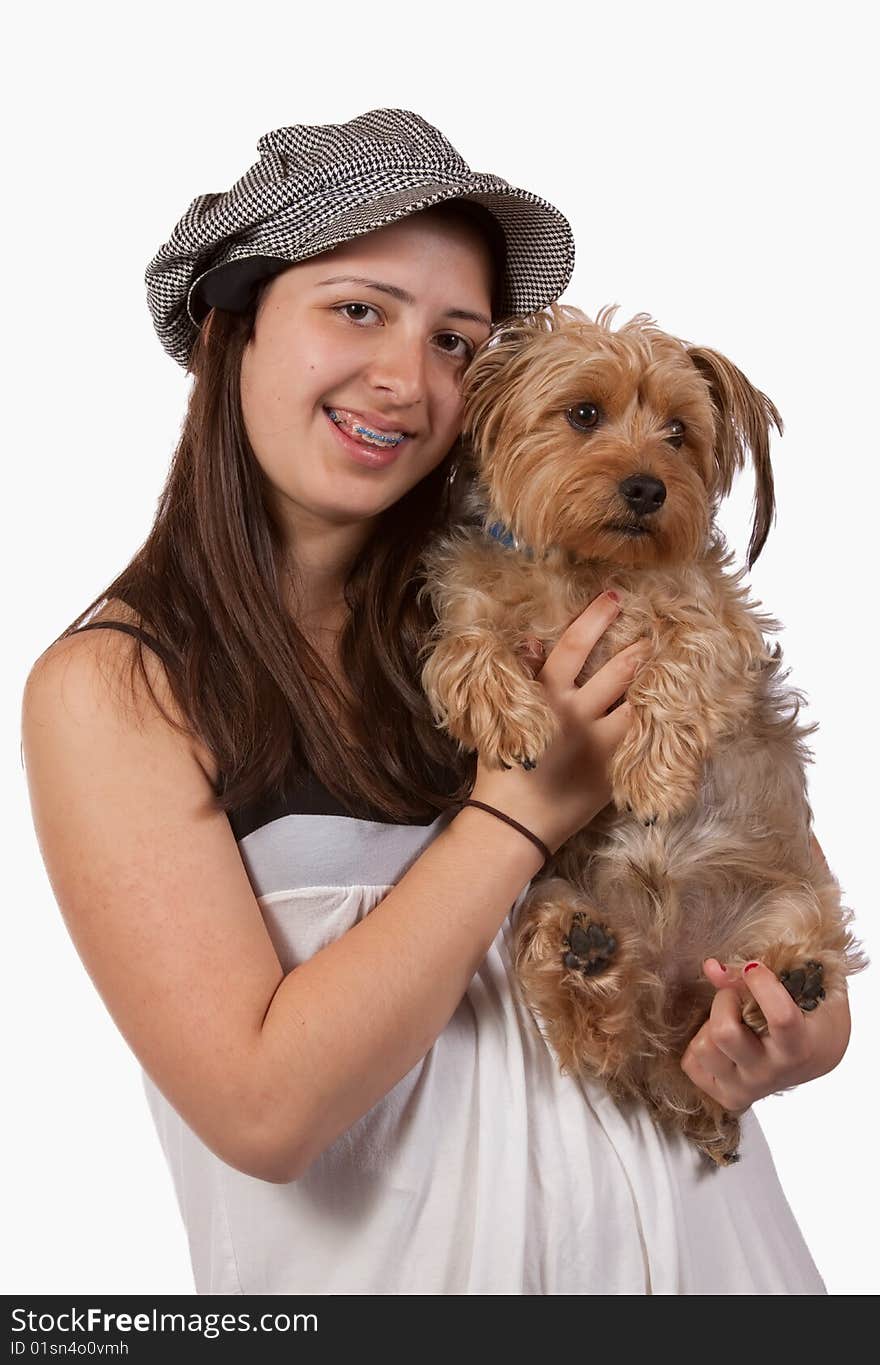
50, 203, 505, 823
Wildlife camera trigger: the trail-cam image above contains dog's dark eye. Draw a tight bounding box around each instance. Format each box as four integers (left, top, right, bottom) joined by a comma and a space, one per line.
567, 402, 601, 431
666, 419, 686, 449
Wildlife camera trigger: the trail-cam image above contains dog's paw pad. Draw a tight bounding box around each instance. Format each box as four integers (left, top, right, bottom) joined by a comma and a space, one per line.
779, 960, 826, 1011
563, 914, 617, 976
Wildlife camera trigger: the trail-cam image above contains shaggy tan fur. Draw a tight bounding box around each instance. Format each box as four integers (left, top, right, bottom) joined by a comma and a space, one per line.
418, 304, 866, 1166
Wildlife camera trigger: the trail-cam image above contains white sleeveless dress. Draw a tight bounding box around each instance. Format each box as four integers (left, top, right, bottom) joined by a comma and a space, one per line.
141, 790, 827, 1296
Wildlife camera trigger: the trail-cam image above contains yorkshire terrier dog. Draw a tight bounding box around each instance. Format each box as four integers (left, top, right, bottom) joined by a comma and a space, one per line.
419, 304, 866, 1166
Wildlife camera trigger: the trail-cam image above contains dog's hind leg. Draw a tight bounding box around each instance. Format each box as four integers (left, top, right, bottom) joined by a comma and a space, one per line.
513, 877, 641, 1080
724, 876, 866, 1035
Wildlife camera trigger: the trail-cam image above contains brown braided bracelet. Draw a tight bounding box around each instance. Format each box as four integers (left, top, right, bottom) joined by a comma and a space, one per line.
458, 798, 553, 868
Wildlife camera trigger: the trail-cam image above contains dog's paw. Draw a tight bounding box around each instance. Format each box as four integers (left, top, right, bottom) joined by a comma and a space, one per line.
609, 717, 705, 824
612, 763, 698, 825
697, 1142, 741, 1168
478, 695, 558, 771
740, 958, 827, 1035
612, 780, 670, 825
563, 914, 618, 976
422, 635, 556, 761
423, 639, 559, 767
685, 1110, 743, 1168
780, 960, 826, 1012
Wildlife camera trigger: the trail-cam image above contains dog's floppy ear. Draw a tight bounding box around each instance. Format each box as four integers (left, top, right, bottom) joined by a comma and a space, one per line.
687, 346, 783, 568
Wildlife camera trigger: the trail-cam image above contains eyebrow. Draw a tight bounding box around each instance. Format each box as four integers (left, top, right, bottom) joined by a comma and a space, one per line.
314, 275, 492, 329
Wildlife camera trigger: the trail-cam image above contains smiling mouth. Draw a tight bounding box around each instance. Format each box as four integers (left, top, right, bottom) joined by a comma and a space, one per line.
325, 407, 409, 448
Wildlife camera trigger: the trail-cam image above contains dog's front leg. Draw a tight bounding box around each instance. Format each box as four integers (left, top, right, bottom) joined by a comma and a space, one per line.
422, 620, 558, 770
611, 613, 762, 824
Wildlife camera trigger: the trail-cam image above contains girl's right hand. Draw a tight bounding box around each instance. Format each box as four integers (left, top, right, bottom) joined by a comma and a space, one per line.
469, 591, 651, 853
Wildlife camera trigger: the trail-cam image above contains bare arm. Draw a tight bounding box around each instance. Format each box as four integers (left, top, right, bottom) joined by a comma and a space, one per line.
22, 631, 286, 1179
23, 594, 645, 1184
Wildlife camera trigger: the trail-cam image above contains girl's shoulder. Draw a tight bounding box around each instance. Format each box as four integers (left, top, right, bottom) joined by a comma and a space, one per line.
27, 599, 219, 788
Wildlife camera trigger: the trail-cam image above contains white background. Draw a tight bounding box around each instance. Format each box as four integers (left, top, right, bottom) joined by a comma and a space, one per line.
4, 0, 877, 1295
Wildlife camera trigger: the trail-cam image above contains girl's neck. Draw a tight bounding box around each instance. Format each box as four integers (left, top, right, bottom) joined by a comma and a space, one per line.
277, 507, 374, 619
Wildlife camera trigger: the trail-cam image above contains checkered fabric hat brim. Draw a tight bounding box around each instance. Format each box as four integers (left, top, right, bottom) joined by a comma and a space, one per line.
144, 108, 575, 369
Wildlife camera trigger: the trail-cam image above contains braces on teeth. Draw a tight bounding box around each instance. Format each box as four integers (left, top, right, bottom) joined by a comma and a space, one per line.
328, 408, 406, 447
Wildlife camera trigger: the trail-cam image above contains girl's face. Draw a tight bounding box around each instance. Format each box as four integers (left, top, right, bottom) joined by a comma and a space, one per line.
239, 212, 494, 543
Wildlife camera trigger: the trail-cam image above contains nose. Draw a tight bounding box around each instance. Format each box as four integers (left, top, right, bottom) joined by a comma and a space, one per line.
618, 472, 666, 517
367, 329, 428, 408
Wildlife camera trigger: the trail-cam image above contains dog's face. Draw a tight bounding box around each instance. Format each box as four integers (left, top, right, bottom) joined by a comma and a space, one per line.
461, 304, 781, 569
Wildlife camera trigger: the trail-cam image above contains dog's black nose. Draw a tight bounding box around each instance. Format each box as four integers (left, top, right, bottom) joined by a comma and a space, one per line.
619, 473, 666, 517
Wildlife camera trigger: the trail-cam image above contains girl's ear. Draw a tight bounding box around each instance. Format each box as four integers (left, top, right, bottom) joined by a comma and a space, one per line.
687, 346, 783, 568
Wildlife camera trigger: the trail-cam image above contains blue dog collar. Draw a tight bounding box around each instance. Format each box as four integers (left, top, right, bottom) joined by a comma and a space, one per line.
486, 520, 517, 549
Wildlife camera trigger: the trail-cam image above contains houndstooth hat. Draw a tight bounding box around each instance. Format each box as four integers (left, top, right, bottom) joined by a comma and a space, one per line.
144, 108, 575, 369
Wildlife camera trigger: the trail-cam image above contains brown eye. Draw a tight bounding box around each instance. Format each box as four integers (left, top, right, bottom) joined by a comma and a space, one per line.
667, 419, 685, 449
567, 402, 601, 431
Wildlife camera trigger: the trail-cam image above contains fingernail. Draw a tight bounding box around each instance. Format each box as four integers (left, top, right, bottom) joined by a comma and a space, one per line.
605, 590, 620, 603
744, 961, 760, 973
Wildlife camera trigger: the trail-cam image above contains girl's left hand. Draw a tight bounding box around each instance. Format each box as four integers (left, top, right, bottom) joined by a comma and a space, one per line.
681, 956, 852, 1115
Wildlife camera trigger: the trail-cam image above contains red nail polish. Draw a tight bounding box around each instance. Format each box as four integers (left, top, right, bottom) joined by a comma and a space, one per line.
744, 961, 760, 973
606, 590, 620, 602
